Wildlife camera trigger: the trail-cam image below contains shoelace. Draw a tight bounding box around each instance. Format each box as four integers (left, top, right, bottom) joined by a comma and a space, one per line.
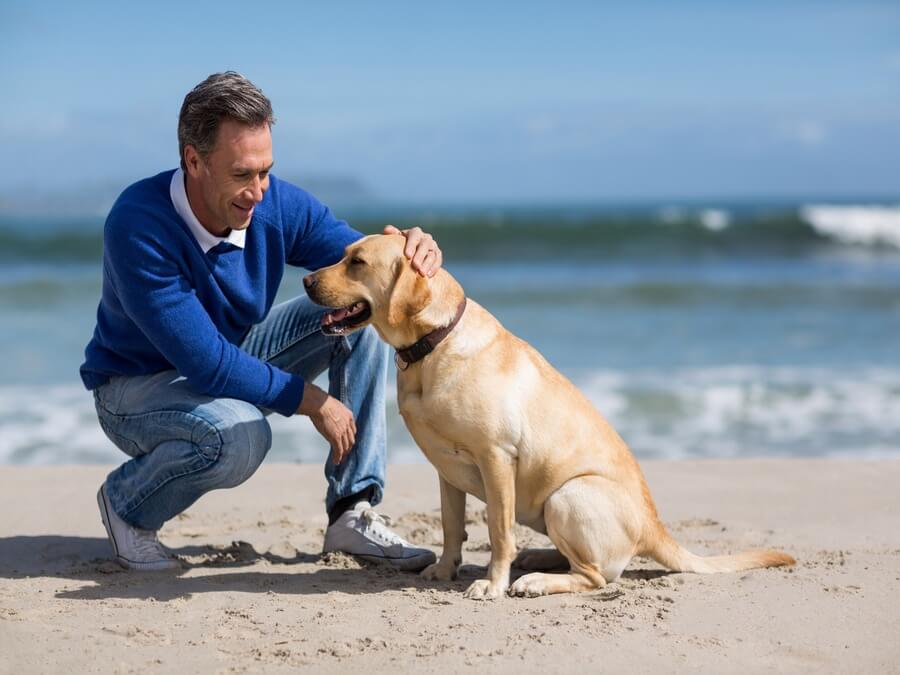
129, 528, 172, 558
360, 508, 408, 547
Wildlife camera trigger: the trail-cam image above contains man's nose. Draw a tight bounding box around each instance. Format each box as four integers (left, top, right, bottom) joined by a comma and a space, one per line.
246, 176, 264, 203
303, 274, 318, 290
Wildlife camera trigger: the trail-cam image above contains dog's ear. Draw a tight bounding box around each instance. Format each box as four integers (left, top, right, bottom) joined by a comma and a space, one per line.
387, 260, 431, 327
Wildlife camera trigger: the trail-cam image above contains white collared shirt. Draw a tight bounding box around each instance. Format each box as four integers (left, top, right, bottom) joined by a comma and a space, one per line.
169, 168, 246, 253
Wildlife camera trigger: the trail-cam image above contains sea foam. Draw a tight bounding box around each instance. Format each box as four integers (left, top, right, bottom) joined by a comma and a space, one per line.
2, 366, 898, 465
801, 204, 900, 249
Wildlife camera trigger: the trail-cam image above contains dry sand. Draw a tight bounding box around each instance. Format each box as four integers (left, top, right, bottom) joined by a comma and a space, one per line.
1, 460, 898, 673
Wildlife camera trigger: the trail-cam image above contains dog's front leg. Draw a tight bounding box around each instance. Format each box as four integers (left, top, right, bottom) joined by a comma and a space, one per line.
421, 475, 466, 582
464, 452, 516, 600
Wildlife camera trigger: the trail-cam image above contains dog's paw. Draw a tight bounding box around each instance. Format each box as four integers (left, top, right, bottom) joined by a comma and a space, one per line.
509, 573, 551, 598
420, 562, 458, 582
463, 579, 507, 600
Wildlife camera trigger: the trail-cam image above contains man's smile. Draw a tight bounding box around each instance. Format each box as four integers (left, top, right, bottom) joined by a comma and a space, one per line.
232, 201, 255, 218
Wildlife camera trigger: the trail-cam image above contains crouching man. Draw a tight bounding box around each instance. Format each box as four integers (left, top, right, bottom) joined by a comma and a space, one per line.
80, 71, 440, 571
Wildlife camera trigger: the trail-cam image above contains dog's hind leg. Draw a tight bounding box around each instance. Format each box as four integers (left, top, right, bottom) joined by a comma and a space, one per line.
509, 475, 639, 597
509, 569, 604, 596
513, 548, 569, 571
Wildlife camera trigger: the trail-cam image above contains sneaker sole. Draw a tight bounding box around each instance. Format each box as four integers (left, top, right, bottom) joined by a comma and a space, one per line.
349, 551, 437, 573
96, 485, 181, 572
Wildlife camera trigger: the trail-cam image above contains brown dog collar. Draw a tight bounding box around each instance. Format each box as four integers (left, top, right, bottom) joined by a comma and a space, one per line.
395, 298, 467, 371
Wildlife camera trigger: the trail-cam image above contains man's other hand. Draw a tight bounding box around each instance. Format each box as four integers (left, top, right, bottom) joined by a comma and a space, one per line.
296, 382, 356, 464
383, 225, 443, 278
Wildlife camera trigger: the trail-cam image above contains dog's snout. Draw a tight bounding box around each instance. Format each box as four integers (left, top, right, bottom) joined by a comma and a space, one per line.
303, 274, 318, 290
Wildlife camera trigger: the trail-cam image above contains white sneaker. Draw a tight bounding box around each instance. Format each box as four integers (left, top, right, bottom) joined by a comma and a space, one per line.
323, 502, 436, 572
96, 483, 181, 571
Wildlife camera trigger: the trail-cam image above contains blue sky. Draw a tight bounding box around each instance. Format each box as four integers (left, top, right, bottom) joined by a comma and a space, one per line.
2, 0, 899, 203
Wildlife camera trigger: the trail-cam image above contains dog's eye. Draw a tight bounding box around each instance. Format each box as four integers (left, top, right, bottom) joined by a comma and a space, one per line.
350, 257, 366, 266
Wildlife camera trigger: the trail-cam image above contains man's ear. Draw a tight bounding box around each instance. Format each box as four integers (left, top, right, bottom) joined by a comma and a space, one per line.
387, 260, 431, 327
183, 145, 202, 176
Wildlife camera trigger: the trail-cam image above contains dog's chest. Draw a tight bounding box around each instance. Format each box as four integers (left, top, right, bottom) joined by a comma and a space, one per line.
398, 389, 471, 461
397, 381, 487, 500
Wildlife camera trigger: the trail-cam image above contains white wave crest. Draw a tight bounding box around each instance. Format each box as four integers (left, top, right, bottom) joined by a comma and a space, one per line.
0, 380, 417, 466
801, 204, 900, 248
699, 209, 731, 232
0, 385, 116, 464
578, 366, 900, 459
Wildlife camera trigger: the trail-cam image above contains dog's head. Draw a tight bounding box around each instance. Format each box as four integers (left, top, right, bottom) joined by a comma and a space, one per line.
303, 234, 432, 343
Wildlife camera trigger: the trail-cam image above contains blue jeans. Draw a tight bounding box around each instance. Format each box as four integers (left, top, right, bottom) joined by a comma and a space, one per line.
93, 295, 390, 531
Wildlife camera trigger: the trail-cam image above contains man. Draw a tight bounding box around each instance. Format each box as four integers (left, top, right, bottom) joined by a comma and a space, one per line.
80, 71, 441, 572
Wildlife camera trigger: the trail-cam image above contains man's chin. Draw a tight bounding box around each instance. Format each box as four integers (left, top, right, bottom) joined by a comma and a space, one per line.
229, 203, 255, 229
226, 212, 253, 231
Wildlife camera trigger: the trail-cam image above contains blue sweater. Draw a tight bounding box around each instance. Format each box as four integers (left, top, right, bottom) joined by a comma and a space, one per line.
80, 170, 362, 417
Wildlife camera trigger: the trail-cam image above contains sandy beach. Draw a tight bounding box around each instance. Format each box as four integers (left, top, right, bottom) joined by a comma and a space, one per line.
1, 459, 898, 673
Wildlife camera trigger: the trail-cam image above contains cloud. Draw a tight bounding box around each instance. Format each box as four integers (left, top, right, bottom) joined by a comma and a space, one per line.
776, 120, 828, 147
0, 111, 70, 139
523, 115, 558, 136
886, 51, 900, 72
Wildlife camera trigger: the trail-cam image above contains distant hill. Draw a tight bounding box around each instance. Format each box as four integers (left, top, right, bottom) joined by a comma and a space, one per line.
0, 174, 375, 218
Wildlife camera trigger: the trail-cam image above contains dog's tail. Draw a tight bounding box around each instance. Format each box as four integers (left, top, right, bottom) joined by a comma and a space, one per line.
642, 519, 795, 574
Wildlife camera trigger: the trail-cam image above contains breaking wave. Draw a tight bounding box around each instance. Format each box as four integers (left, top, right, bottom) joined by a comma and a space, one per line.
801, 204, 900, 249
3, 366, 898, 465
2, 202, 900, 264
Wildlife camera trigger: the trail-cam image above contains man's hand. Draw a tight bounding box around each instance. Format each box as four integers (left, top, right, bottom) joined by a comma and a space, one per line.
296, 382, 356, 464
383, 225, 443, 278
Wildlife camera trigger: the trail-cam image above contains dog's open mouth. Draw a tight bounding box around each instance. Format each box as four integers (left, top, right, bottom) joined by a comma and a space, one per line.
320, 301, 372, 335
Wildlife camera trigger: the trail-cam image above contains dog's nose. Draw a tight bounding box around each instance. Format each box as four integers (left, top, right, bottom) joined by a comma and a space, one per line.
303, 274, 318, 290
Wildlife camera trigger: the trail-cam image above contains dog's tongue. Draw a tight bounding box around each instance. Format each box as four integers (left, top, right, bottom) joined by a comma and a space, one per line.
321, 303, 365, 327
322, 307, 352, 326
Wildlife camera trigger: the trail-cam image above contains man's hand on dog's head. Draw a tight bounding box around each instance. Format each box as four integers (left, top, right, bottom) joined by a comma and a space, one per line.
383, 225, 443, 278
296, 382, 356, 464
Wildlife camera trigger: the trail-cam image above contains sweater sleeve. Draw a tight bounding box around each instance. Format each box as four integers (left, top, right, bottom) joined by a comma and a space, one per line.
282, 183, 364, 270
104, 216, 305, 417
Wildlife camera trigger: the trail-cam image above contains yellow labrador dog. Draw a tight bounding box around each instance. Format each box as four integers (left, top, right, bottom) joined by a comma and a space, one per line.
304, 234, 794, 599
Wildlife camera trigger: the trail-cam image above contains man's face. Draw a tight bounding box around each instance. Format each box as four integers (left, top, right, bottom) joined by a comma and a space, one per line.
184, 120, 273, 236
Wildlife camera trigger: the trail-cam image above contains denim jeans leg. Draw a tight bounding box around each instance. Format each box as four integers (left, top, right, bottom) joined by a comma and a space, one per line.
96, 372, 273, 531
240, 295, 390, 512
95, 294, 389, 530
322, 324, 389, 511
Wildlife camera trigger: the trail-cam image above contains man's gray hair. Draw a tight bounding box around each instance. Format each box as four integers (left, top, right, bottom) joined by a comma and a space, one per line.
178, 71, 275, 169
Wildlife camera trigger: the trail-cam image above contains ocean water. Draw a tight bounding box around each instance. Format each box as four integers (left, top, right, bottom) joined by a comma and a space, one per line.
1, 202, 899, 464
